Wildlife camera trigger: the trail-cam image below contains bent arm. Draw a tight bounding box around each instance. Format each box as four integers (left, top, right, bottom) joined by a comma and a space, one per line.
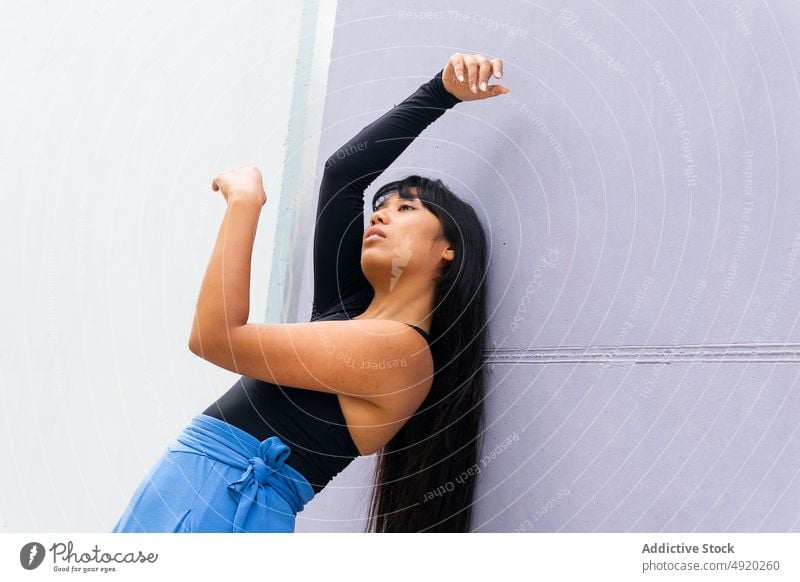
188, 198, 262, 357
311, 69, 462, 318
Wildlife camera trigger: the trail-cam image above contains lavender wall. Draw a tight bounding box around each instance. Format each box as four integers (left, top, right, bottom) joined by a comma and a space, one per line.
295, 0, 800, 532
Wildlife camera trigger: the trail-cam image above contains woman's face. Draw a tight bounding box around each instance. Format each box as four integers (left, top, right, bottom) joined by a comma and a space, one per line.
361, 190, 453, 285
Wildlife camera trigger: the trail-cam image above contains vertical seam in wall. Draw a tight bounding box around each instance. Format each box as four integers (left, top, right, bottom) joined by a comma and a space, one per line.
265, 0, 331, 324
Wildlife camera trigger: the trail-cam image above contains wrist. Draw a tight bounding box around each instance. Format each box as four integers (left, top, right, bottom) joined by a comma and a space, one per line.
433, 68, 462, 106
227, 193, 266, 209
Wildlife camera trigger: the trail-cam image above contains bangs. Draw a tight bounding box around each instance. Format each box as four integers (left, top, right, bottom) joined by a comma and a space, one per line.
371, 177, 437, 213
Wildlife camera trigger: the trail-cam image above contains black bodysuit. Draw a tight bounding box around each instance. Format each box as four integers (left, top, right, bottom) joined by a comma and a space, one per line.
202, 68, 461, 494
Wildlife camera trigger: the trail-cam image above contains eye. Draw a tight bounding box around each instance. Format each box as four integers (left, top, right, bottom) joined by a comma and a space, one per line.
399, 204, 414, 211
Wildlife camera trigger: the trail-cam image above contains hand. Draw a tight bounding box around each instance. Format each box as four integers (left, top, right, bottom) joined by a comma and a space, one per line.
442, 52, 509, 101
211, 165, 267, 207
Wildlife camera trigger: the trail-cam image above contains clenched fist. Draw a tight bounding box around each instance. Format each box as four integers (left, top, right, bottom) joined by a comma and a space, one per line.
211, 165, 267, 207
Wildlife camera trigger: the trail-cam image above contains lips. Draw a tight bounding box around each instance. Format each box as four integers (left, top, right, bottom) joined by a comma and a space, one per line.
364, 226, 386, 240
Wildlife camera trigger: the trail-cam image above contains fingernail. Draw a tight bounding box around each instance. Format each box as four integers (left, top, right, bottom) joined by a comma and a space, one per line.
480, 81, 487, 91
496, 72, 503, 79
457, 73, 464, 82
471, 83, 477, 93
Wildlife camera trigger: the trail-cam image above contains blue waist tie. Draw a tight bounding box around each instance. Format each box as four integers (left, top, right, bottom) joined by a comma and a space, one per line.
172, 413, 316, 533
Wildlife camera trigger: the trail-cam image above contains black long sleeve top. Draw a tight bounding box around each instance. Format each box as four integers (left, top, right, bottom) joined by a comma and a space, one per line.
201, 69, 461, 495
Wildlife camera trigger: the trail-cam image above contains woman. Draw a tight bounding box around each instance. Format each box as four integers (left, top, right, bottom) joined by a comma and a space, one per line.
112, 52, 508, 533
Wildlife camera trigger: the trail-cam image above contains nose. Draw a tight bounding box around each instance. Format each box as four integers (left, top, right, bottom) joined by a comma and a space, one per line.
370, 208, 388, 226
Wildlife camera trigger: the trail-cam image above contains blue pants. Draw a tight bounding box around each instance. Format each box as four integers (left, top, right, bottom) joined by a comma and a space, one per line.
112, 414, 316, 533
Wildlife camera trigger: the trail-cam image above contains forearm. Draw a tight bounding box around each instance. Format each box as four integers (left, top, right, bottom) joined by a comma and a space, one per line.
324, 69, 461, 187
189, 198, 262, 355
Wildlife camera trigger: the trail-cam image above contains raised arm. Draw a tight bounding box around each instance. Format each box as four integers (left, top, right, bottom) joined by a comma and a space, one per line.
310, 68, 462, 319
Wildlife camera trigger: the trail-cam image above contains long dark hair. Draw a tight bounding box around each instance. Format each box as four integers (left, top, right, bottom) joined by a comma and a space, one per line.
364, 175, 490, 532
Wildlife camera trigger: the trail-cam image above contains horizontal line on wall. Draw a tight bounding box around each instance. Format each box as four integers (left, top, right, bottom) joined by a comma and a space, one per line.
484, 343, 800, 364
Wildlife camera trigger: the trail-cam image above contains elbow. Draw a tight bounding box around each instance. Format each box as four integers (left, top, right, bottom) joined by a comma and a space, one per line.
188, 315, 211, 357
322, 157, 338, 179
323, 151, 352, 179
188, 334, 209, 358
188, 317, 200, 355
188, 334, 224, 362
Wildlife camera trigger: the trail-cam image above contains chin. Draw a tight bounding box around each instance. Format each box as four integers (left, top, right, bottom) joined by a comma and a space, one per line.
361, 256, 393, 275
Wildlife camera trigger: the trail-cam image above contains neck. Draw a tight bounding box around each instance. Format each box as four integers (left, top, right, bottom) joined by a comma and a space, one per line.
355, 278, 436, 332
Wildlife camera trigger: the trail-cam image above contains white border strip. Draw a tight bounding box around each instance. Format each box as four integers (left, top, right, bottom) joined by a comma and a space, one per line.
265, 0, 337, 324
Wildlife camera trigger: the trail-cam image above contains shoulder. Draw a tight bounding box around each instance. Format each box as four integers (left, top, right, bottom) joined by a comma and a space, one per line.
342, 318, 434, 418
321, 318, 434, 389
299, 318, 435, 416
